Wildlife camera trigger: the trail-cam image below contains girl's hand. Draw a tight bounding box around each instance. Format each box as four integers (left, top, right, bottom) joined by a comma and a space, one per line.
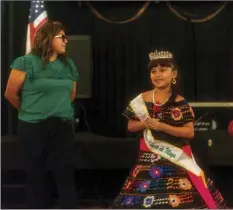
145, 118, 163, 131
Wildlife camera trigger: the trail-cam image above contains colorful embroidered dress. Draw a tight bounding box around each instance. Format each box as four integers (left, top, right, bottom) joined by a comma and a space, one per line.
111, 93, 227, 209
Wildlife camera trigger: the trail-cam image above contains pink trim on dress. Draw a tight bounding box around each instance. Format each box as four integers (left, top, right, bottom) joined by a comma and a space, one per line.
139, 138, 217, 208
182, 145, 217, 209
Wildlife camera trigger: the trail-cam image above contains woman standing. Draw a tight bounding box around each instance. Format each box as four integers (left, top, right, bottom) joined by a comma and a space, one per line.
5, 21, 79, 209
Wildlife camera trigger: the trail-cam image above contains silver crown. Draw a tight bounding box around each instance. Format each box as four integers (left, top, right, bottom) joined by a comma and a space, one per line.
149, 50, 173, 61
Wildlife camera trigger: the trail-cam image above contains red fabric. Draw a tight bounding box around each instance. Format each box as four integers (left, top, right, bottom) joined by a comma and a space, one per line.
182, 145, 217, 209
139, 137, 217, 208
139, 137, 150, 151
228, 120, 233, 136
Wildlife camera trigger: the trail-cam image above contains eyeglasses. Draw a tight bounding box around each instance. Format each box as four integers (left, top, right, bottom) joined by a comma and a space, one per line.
54, 34, 67, 42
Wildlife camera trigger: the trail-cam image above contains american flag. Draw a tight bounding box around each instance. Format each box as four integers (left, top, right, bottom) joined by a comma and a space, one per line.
26, 0, 48, 54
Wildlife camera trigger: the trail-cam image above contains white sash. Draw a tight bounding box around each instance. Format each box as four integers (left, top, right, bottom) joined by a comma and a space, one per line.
129, 94, 203, 177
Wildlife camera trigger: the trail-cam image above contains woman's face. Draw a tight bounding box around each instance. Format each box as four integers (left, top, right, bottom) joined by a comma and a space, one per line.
150, 63, 177, 89
51, 30, 68, 54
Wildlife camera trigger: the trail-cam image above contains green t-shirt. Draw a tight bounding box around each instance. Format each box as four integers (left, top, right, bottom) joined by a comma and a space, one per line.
10, 54, 79, 123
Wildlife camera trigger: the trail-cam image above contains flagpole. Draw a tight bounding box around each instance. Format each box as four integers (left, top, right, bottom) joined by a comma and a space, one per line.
7, 1, 15, 135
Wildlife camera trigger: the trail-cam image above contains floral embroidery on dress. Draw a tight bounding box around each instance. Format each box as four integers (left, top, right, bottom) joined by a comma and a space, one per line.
123, 196, 134, 205
123, 179, 133, 190
151, 153, 161, 163
143, 196, 154, 208
179, 178, 192, 190
149, 166, 163, 179
171, 107, 183, 121
138, 181, 151, 192
169, 194, 181, 207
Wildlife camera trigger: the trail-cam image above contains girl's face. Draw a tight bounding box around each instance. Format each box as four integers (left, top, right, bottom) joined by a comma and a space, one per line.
150, 63, 177, 89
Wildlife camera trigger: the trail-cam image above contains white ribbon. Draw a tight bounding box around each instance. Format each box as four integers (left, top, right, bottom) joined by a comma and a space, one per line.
129, 94, 202, 176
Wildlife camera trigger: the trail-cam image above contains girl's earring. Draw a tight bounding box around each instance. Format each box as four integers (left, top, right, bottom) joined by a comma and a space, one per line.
172, 78, 176, 84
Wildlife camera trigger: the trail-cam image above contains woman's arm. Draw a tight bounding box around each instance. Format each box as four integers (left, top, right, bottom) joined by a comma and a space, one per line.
145, 118, 194, 139
5, 69, 26, 109
70, 81, 77, 102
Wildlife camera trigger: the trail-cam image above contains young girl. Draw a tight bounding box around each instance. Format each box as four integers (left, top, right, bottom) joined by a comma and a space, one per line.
111, 50, 227, 209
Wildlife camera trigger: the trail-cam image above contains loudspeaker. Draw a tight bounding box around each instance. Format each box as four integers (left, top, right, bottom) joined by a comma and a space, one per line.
66, 35, 92, 98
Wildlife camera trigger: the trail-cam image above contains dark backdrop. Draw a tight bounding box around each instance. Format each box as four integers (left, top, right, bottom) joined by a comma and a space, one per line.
2, 1, 233, 137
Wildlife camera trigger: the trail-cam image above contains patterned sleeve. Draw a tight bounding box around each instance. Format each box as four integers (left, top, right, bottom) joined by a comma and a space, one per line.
180, 103, 195, 124
163, 101, 195, 126
122, 104, 140, 121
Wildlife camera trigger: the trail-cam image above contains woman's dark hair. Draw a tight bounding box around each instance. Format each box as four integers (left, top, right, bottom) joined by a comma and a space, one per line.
31, 20, 67, 65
